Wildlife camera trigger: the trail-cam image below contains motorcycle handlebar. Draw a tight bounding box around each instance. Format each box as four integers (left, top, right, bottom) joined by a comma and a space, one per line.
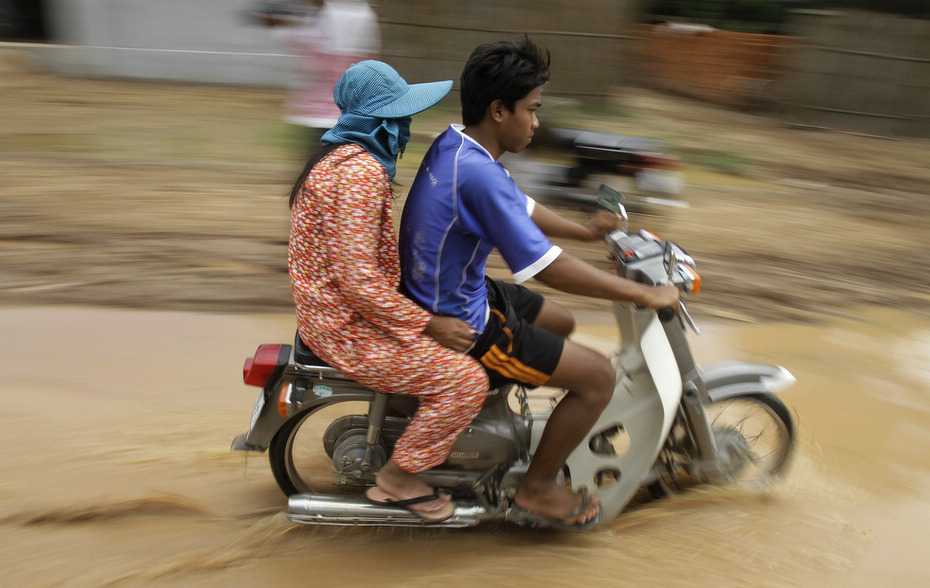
657, 307, 676, 322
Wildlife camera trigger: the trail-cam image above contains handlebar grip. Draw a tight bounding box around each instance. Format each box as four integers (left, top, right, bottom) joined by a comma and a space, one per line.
657, 307, 675, 322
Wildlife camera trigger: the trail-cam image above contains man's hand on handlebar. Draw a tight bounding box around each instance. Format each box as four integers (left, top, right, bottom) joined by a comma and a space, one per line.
641, 284, 682, 314
584, 209, 622, 241
424, 316, 476, 352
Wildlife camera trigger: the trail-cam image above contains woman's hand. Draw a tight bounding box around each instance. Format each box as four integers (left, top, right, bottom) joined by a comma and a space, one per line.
424, 316, 475, 352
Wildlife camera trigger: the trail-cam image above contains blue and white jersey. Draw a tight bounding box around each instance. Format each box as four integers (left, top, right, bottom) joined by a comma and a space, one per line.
400, 125, 562, 333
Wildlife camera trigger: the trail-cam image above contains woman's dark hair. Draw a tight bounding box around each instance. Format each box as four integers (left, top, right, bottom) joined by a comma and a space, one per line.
289, 143, 356, 208
460, 36, 551, 127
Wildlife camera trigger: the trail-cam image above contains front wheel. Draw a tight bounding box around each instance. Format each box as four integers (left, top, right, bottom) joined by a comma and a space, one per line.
706, 392, 795, 489
650, 392, 795, 497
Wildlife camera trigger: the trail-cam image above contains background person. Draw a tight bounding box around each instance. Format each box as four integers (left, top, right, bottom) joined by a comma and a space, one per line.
260, 0, 381, 151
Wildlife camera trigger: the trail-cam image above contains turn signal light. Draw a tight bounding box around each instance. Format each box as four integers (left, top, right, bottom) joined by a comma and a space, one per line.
681, 266, 702, 295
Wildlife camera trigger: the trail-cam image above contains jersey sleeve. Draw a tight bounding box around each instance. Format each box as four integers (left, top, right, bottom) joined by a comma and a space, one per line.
459, 161, 561, 283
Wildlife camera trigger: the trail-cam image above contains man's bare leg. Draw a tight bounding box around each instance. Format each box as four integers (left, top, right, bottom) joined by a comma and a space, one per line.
532, 299, 575, 337
512, 340, 614, 524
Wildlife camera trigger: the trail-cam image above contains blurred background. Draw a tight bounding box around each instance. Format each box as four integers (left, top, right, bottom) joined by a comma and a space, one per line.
3, 0, 929, 135
1, 0, 929, 320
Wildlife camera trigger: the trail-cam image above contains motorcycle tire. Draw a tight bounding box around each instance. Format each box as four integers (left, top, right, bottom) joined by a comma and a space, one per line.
708, 392, 795, 484
649, 392, 795, 498
269, 400, 383, 497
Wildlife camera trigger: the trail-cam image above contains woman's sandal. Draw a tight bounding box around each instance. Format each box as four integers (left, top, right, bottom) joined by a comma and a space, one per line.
365, 486, 456, 522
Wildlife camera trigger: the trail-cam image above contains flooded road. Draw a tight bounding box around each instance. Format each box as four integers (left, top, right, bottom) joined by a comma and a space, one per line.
2, 306, 928, 587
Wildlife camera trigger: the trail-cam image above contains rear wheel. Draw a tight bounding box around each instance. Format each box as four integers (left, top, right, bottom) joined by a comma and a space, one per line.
269, 400, 388, 496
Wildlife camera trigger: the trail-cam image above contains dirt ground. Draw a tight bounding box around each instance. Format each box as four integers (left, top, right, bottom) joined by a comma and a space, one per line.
2, 46, 930, 323
2, 305, 928, 587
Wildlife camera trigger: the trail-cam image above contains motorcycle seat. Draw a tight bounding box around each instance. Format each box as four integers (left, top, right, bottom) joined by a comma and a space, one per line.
294, 332, 332, 367
547, 127, 659, 154
572, 131, 659, 155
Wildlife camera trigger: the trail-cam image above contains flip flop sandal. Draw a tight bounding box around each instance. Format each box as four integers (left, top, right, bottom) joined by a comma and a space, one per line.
365, 487, 456, 523
507, 493, 601, 532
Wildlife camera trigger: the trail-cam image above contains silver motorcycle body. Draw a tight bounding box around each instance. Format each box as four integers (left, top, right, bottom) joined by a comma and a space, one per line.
233, 197, 795, 528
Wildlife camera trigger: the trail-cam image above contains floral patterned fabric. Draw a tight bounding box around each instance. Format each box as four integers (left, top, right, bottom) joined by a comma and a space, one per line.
289, 144, 489, 473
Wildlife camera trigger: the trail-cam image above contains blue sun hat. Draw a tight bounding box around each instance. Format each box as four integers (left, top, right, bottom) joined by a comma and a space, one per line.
333, 60, 453, 118
322, 61, 453, 179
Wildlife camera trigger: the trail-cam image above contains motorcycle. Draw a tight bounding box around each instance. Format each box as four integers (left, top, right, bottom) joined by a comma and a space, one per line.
232, 185, 796, 529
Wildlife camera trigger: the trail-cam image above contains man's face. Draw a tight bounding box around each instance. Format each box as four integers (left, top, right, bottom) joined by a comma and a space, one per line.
498, 86, 541, 154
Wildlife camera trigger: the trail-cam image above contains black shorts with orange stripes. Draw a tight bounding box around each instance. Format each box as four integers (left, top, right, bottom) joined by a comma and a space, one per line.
468, 278, 564, 389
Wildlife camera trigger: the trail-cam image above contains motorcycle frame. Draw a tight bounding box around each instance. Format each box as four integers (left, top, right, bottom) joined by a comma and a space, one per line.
546, 300, 794, 523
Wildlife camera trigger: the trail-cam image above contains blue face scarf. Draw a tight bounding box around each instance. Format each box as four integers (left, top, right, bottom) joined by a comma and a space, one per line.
321, 114, 412, 180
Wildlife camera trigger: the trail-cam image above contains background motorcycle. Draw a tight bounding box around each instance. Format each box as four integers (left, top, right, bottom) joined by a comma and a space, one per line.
503, 126, 686, 214
232, 186, 795, 528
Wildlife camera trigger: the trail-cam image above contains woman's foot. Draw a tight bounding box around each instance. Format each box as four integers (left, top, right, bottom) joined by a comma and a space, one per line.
365, 486, 455, 521
366, 460, 455, 522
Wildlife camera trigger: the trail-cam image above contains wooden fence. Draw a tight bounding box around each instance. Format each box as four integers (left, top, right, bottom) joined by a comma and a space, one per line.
375, 0, 639, 100
777, 10, 930, 138
628, 23, 795, 110
628, 11, 930, 138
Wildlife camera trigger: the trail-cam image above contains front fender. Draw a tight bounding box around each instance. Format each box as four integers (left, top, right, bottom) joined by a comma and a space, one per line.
701, 361, 796, 402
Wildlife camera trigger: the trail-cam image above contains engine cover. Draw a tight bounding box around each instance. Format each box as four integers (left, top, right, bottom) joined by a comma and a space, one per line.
443, 419, 521, 470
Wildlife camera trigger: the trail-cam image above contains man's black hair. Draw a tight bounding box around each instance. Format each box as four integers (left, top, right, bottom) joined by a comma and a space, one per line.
460, 35, 551, 127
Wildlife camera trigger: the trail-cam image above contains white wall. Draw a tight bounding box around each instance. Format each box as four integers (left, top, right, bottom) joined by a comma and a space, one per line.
38, 0, 296, 85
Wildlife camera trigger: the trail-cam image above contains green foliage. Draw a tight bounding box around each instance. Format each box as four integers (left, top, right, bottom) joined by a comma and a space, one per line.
645, 0, 795, 33
852, 0, 930, 17
689, 149, 755, 177
644, 0, 930, 33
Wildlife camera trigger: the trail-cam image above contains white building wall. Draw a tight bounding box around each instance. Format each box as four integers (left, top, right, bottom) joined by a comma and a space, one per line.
39, 0, 295, 86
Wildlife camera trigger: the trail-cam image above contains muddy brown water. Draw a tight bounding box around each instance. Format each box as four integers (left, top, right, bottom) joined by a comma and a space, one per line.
2, 305, 928, 587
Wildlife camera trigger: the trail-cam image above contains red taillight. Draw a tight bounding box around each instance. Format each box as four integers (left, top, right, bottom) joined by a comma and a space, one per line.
243, 344, 287, 387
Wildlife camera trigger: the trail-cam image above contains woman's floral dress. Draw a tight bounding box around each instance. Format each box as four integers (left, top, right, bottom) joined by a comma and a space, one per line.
289, 145, 488, 473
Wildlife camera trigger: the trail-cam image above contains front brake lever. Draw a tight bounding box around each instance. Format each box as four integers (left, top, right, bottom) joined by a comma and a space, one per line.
679, 299, 700, 334
657, 300, 699, 334
662, 244, 700, 334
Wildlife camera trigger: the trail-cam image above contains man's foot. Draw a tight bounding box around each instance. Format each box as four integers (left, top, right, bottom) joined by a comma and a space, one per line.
365, 486, 455, 522
511, 485, 600, 529
509, 493, 601, 531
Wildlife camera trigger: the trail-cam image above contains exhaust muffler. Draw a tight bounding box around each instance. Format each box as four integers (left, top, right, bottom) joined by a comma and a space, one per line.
288, 493, 486, 528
